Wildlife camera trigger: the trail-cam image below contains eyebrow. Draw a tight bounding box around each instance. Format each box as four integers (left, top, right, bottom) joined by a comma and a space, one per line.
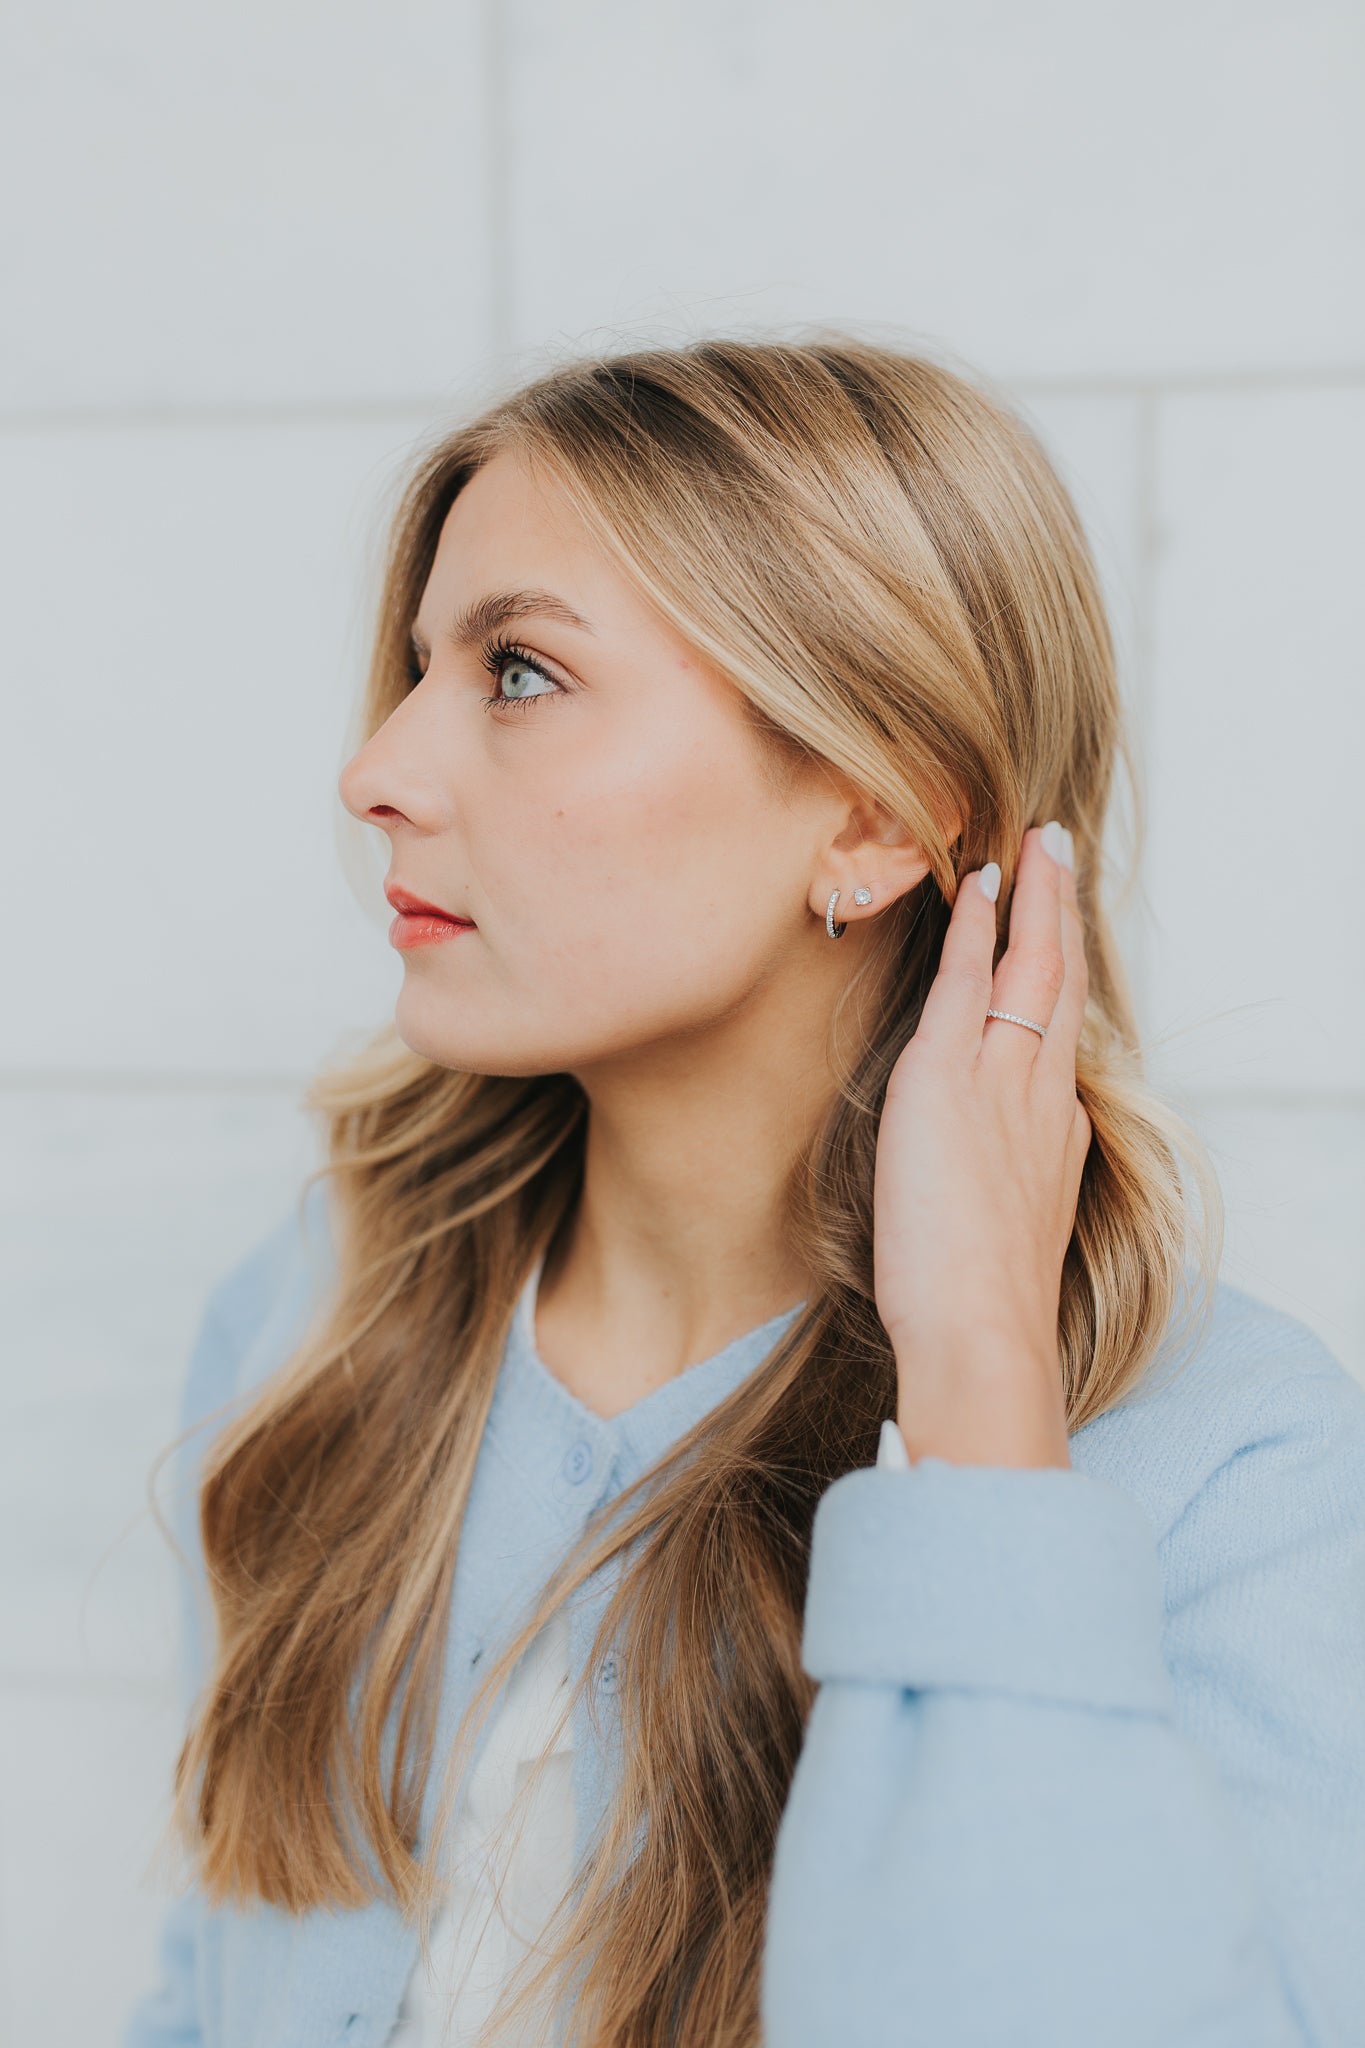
409, 588, 596, 655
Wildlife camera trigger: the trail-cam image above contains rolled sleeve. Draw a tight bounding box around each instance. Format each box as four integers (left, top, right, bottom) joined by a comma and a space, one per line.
801, 1459, 1178, 1714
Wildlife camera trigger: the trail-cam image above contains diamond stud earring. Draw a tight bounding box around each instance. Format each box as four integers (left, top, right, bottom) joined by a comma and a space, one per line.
826, 885, 873, 938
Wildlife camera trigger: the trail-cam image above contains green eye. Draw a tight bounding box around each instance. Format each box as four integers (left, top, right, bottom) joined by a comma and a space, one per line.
479, 634, 565, 714
495, 654, 557, 704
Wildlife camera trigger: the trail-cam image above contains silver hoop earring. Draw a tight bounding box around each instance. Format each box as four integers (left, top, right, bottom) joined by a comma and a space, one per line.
826, 886, 872, 939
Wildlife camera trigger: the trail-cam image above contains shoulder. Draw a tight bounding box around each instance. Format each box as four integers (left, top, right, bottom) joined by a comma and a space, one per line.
1069, 1278, 1365, 1550
179, 1173, 338, 1443
164, 1177, 339, 1701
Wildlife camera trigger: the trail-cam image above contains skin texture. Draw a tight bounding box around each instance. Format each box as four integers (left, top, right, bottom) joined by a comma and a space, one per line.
339, 452, 1088, 1464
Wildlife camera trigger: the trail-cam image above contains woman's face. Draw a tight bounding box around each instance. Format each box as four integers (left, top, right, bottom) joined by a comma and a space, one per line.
339, 449, 889, 1080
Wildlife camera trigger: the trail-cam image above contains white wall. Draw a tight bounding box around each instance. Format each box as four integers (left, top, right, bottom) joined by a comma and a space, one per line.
3, 2, 1361, 2039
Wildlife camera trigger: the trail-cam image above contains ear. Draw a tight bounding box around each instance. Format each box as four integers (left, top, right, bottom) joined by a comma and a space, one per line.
810, 793, 958, 930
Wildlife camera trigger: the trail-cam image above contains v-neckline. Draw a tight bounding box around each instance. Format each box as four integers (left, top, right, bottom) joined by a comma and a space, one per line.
510, 1247, 809, 1437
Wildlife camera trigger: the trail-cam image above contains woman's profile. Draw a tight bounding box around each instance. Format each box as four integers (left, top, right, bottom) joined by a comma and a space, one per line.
123, 335, 1365, 2047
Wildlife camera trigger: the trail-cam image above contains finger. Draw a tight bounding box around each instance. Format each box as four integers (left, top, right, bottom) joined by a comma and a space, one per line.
979, 824, 1067, 1064
912, 861, 1003, 1061
1061, 1097, 1093, 1233
1068, 1096, 1093, 1177
1036, 837, 1091, 1082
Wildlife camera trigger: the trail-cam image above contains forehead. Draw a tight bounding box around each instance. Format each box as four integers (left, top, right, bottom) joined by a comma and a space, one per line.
428, 450, 599, 587
415, 448, 694, 668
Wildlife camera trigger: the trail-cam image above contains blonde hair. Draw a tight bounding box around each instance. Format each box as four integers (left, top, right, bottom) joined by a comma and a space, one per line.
167, 333, 1221, 2046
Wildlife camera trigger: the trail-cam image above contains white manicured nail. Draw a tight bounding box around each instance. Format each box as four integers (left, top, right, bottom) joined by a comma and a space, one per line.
978, 861, 1001, 901
1040, 819, 1072, 869
878, 1418, 911, 1469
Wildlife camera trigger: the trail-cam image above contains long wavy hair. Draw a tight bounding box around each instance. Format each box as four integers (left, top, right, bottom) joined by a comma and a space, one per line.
166, 333, 1221, 2046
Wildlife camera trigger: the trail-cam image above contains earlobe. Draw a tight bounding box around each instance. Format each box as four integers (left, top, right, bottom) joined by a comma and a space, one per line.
824, 884, 877, 938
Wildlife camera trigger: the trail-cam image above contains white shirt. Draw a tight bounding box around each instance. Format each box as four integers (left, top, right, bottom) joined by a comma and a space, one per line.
387, 1596, 577, 2047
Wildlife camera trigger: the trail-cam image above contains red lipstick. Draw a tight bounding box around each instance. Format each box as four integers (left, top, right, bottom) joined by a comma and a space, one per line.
384, 882, 476, 951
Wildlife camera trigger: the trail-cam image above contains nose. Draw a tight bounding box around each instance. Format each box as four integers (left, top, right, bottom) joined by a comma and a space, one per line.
338, 700, 449, 836
338, 738, 398, 831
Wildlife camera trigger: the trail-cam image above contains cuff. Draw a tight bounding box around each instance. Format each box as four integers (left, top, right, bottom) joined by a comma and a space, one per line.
801, 1459, 1176, 1714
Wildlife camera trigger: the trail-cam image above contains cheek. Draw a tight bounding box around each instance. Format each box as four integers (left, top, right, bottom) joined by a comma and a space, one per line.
491, 745, 788, 1008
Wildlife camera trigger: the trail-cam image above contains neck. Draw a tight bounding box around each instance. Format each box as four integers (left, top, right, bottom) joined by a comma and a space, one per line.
535, 1022, 830, 1413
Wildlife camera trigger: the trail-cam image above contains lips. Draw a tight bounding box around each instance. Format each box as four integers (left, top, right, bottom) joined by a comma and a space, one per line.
383, 881, 476, 952
383, 883, 473, 925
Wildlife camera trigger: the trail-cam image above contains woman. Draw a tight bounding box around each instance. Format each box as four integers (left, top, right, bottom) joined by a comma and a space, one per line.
124, 337, 1365, 2047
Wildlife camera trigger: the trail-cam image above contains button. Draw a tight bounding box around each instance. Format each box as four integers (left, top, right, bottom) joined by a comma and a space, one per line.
600, 1651, 617, 1694
562, 1440, 593, 1484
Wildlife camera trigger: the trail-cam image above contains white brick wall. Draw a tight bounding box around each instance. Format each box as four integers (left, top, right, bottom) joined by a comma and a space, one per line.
3, 3, 1360, 2038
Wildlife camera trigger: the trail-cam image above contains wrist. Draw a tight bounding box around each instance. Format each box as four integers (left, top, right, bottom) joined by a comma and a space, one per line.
893, 1342, 1071, 1470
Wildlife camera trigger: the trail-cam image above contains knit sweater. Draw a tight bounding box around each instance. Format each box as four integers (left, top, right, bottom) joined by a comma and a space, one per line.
122, 1176, 1365, 2047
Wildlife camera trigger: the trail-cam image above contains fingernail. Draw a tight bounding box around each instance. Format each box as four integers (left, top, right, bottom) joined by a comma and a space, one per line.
1062, 826, 1075, 870
1040, 820, 1073, 870
879, 1418, 911, 1469
978, 861, 1001, 901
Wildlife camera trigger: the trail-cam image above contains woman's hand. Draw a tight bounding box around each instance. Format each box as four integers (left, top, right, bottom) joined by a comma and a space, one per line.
872, 821, 1092, 1470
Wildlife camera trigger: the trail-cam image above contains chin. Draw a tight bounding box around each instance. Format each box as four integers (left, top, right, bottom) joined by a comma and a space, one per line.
390, 1002, 550, 1080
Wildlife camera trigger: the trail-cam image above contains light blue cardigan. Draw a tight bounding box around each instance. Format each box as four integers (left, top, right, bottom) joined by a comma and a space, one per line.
124, 1178, 1365, 2047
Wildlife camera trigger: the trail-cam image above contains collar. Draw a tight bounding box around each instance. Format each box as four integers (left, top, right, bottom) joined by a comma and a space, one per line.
486, 1248, 809, 1498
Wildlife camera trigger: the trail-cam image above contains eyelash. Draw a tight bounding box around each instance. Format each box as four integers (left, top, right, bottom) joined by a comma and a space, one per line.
404, 633, 564, 715
479, 632, 564, 713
